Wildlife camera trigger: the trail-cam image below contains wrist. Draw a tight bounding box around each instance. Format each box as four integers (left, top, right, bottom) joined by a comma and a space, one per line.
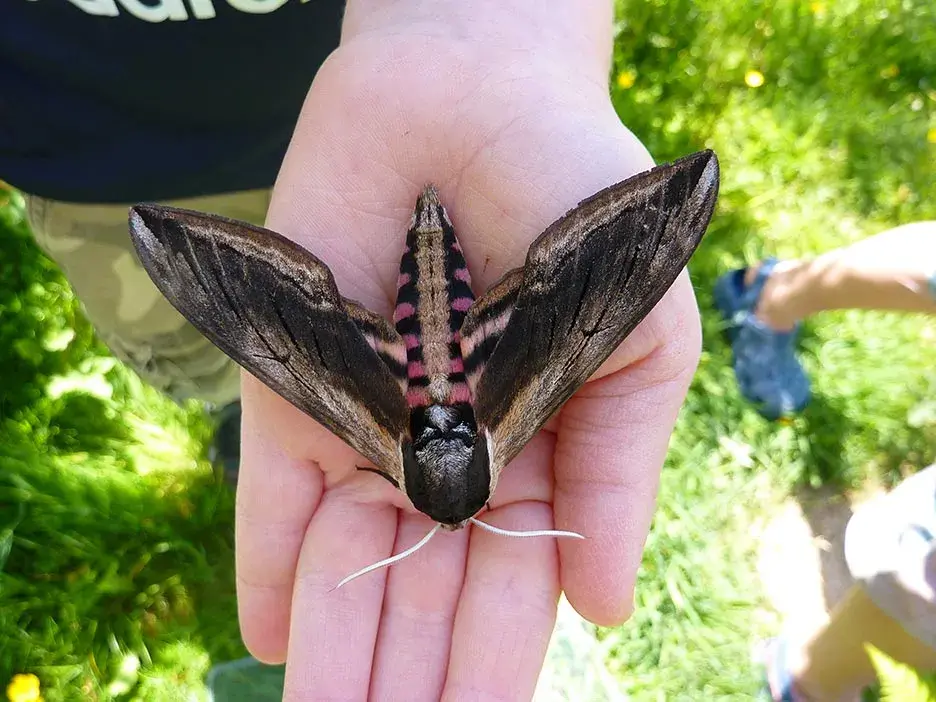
340, 0, 614, 83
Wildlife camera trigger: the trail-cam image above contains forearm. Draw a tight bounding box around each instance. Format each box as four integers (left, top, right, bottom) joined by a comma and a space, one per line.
754, 221, 936, 328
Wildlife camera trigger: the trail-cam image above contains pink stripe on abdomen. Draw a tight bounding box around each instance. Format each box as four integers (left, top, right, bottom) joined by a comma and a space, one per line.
452, 297, 473, 313
447, 383, 471, 404
406, 386, 430, 408
393, 302, 415, 323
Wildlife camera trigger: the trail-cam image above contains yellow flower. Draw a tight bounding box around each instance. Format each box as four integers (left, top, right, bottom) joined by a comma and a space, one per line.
616, 69, 637, 90
927, 127, 936, 144
744, 70, 765, 88
6, 674, 43, 702
809, 1, 826, 17
880, 64, 899, 79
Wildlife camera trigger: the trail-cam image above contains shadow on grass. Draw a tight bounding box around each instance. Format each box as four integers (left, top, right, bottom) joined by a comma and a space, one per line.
792, 485, 856, 613
796, 387, 863, 486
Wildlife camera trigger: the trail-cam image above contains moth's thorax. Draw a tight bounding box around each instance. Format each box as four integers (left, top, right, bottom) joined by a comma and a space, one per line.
416, 403, 476, 440
393, 186, 475, 410
402, 402, 491, 526
411, 404, 477, 473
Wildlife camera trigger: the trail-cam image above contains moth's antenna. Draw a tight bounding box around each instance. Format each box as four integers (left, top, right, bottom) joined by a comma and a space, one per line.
469, 518, 585, 540
333, 523, 443, 590
332, 519, 584, 590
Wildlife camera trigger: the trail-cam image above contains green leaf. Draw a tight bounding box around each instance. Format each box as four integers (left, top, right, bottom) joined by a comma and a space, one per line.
866, 644, 936, 702
0, 527, 13, 572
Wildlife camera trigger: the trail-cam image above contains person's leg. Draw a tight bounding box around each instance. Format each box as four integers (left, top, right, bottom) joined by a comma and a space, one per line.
23, 189, 271, 478
714, 221, 936, 417
24, 189, 270, 405
747, 221, 936, 331
762, 464, 936, 701
765, 584, 936, 702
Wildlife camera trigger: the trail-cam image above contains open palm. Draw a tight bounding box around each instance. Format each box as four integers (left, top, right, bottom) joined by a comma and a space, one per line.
234, 23, 703, 702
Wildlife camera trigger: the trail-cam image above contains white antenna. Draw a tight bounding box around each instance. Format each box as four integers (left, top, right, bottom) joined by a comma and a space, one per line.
333, 524, 443, 590
468, 517, 585, 540
333, 519, 585, 590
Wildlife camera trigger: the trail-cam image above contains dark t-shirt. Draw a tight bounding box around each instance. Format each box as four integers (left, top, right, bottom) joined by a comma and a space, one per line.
1, 0, 344, 203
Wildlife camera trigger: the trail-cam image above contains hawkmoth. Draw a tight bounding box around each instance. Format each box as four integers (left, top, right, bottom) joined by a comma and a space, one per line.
128, 150, 719, 536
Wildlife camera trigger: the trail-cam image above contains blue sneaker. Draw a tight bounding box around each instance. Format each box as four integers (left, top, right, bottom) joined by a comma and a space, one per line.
713, 259, 810, 419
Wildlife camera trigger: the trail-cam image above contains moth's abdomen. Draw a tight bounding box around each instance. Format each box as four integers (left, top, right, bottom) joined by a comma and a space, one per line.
394, 186, 475, 409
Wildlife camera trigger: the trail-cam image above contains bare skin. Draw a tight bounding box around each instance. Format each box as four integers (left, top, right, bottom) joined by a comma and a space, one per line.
789, 584, 936, 702
745, 221, 936, 331
233, 2, 705, 699
746, 223, 936, 700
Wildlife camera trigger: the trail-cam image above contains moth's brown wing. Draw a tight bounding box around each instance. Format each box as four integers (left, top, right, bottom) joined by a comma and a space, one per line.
459, 267, 523, 399
342, 298, 408, 394
469, 150, 720, 474
129, 204, 408, 485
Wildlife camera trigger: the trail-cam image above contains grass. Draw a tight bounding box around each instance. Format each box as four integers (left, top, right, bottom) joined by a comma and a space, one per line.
601, 0, 936, 698
2, 0, 935, 699
0, 196, 243, 701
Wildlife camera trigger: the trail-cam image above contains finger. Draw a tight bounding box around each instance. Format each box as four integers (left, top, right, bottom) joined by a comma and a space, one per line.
555, 274, 702, 626
282, 490, 397, 702
484, 430, 556, 511
236, 385, 324, 664
442, 502, 561, 702
246, 377, 404, 499
369, 514, 469, 701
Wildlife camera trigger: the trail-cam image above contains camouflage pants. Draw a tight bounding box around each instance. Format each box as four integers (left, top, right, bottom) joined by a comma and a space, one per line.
24, 189, 272, 406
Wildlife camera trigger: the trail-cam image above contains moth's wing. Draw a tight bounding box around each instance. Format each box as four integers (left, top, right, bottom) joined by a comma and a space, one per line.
460, 267, 523, 399
128, 204, 408, 485
469, 149, 720, 473
342, 297, 408, 393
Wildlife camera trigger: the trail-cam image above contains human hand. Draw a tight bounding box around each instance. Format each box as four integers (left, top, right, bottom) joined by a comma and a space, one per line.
235, 2, 703, 699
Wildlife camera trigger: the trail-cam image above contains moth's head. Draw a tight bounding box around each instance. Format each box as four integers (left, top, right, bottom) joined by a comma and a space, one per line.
402, 405, 491, 527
